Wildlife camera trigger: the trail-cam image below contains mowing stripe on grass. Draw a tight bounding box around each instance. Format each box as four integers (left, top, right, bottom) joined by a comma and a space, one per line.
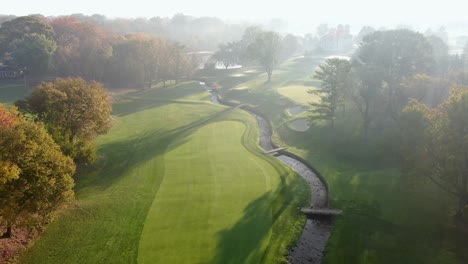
137, 121, 280, 264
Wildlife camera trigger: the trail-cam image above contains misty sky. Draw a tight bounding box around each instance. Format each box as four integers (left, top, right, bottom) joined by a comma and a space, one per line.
4, 0, 467, 27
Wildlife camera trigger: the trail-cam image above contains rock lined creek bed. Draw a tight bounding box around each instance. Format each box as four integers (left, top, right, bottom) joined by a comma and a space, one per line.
204, 85, 333, 264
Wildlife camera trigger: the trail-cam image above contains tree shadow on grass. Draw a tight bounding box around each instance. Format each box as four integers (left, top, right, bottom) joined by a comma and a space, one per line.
112, 81, 214, 117
205, 173, 308, 264
75, 108, 234, 192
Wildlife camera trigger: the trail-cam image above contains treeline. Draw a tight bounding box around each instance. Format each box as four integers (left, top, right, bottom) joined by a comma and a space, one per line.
0, 15, 198, 88
0, 13, 248, 51
311, 29, 468, 221
212, 27, 304, 82
1, 78, 111, 244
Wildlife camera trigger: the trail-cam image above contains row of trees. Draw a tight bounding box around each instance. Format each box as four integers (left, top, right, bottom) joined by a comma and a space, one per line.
213, 27, 302, 82
1, 78, 112, 238
310, 29, 468, 221
0, 16, 197, 87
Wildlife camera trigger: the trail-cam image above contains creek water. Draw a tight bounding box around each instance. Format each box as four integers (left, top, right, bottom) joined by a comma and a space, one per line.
205, 85, 333, 264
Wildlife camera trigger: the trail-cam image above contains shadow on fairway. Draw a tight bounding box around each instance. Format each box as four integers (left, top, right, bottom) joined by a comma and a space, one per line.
76, 108, 234, 192
113, 82, 211, 117
206, 173, 308, 264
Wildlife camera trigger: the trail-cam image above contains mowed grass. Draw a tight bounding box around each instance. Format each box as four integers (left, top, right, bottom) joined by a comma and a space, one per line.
18, 81, 308, 263
277, 85, 320, 105
200, 56, 468, 264
0, 80, 30, 107
139, 122, 282, 263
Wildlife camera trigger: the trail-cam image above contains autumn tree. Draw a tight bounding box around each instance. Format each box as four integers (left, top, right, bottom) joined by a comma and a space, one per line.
247, 31, 281, 82
310, 58, 351, 128
0, 105, 75, 238
50, 17, 112, 80
16, 78, 112, 164
401, 86, 468, 221
401, 74, 452, 108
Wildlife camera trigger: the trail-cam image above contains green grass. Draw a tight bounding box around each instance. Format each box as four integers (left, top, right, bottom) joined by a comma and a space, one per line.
0, 79, 30, 107
18, 81, 308, 263
277, 85, 320, 105
200, 56, 468, 264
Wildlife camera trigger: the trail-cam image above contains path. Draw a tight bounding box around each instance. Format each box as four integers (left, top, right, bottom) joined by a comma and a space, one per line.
203, 83, 335, 264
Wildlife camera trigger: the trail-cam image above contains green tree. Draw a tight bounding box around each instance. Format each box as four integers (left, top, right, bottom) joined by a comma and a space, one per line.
0, 105, 75, 238
16, 78, 112, 164
310, 58, 351, 128
213, 42, 241, 69
0, 16, 55, 56
426, 35, 450, 77
401, 86, 468, 221
349, 65, 385, 141
358, 29, 434, 120
10, 33, 57, 74
247, 31, 281, 82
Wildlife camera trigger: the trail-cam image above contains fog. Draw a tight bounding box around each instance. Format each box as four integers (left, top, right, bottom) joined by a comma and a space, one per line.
6, 0, 468, 32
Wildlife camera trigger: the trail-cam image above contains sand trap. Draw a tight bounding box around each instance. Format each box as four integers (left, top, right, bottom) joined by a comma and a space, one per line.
231, 73, 246, 77
232, 86, 249, 91
288, 55, 305, 61
289, 118, 310, 132
287, 106, 306, 116
325, 55, 351, 61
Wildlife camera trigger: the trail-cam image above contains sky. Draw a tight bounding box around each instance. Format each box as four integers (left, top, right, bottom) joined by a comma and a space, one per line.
4, 0, 468, 29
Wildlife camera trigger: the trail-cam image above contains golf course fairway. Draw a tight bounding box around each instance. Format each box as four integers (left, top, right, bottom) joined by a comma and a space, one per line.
18, 82, 307, 263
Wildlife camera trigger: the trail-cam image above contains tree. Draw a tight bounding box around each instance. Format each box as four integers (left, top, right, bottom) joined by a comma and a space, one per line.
213, 42, 241, 69
16, 78, 112, 164
0, 105, 75, 238
310, 58, 351, 128
280, 34, 301, 59
355, 26, 375, 45
426, 35, 450, 77
401, 86, 468, 221
401, 74, 452, 108
0, 16, 55, 56
51, 17, 112, 80
10, 33, 57, 74
247, 31, 281, 82
349, 65, 384, 141
357, 29, 434, 120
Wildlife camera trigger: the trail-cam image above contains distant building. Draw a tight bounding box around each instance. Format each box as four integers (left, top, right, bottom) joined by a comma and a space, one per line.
0, 65, 21, 78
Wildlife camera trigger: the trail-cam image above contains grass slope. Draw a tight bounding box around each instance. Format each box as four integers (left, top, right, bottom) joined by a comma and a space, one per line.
17, 81, 307, 263
0, 80, 30, 107
139, 121, 275, 263
200, 57, 468, 264
277, 85, 320, 105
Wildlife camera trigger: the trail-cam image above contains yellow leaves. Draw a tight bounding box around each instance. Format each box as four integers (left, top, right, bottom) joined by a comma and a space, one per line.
0, 161, 21, 185
0, 110, 76, 224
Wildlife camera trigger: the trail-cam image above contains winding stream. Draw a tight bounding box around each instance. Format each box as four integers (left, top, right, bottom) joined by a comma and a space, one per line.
203, 84, 333, 264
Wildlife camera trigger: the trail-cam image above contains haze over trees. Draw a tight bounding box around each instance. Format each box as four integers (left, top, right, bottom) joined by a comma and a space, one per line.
309, 28, 468, 225
1, 8, 468, 264
0, 15, 198, 88
401, 86, 468, 220
247, 31, 282, 82
310, 58, 351, 128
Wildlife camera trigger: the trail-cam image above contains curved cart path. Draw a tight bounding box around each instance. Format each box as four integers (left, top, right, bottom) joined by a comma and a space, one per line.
204, 85, 333, 263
